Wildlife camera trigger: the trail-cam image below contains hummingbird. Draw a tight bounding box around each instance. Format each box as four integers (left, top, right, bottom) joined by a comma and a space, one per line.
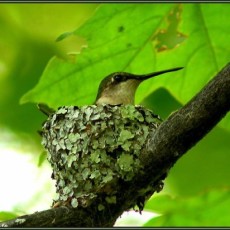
95, 67, 183, 105
38, 67, 183, 115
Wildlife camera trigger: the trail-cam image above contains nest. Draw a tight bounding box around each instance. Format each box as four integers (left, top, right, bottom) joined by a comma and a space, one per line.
41, 104, 161, 209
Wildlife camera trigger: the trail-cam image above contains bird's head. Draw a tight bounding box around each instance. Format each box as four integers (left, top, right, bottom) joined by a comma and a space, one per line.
95, 67, 183, 105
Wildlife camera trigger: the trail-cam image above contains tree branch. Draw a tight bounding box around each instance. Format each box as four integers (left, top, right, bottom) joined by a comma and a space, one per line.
1, 63, 230, 227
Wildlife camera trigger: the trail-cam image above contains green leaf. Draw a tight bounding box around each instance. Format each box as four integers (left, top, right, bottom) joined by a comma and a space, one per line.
165, 126, 230, 196
145, 3, 230, 133
144, 189, 230, 226
0, 211, 18, 221
21, 4, 230, 132
20, 4, 174, 108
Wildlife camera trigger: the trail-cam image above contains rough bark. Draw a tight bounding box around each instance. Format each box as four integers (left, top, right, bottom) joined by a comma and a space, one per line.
1, 63, 230, 227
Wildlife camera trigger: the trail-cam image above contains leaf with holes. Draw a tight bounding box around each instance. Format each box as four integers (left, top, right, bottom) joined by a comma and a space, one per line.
21, 4, 230, 131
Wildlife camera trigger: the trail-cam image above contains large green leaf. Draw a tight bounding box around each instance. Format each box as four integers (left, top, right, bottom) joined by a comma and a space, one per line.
21, 3, 230, 132
144, 189, 230, 226
20, 3, 176, 107
153, 4, 230, 101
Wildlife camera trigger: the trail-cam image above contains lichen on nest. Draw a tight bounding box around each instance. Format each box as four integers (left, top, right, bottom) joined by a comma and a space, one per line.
41, 104, 161, 209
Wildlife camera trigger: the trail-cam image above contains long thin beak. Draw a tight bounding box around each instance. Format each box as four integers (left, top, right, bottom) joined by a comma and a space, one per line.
132, 67, 183, 81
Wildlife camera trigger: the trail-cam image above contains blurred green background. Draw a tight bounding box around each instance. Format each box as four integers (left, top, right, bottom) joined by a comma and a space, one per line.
1, 3, 230, 227
0, 3, 97, 137
0, 2, 99, 221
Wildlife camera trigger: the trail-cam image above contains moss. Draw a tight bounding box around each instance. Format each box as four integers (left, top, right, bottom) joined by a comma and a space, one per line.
41, 104, 161, 208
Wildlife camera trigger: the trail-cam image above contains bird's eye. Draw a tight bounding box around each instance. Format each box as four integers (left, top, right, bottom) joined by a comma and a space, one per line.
113, 74, 123, 82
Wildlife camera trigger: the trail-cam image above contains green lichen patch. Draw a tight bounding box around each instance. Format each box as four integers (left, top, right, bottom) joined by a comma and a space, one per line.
41, 104, 161, 209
